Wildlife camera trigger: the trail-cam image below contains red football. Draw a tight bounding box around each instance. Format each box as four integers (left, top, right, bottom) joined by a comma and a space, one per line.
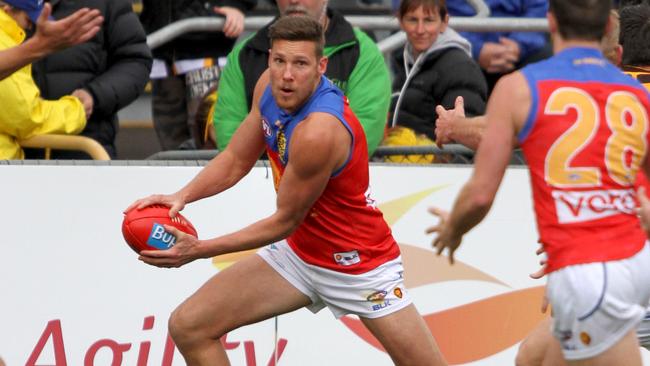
122, 205, 198, 254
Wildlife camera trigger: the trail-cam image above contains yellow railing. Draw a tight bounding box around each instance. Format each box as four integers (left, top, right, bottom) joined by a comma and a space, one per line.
19, 135, 111, 160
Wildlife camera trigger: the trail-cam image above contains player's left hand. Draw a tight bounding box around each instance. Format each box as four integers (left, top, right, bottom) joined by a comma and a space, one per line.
529, 245, 547, 279
214, 6, 244, 38
426, 206, 462, 264
139, 224, 201, 268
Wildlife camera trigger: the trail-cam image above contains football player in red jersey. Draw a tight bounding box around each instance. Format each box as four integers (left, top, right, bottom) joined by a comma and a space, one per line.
126, 15, 446, 366
429, 1, 650, 365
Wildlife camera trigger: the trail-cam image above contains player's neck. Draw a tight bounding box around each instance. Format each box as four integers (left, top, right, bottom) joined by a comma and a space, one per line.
553, 37, 601, 55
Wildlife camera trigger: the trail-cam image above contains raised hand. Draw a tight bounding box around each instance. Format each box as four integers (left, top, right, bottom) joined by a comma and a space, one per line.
34, 5, 103, 53
435, 95, 465, 147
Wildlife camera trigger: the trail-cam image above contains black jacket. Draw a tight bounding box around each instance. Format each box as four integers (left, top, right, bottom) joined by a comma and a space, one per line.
390, 29, 488, 141
139, 0, 257, 61
32, 0, 152, 157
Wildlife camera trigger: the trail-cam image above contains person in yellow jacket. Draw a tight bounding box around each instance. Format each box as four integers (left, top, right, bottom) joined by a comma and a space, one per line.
0, 0, 87, 159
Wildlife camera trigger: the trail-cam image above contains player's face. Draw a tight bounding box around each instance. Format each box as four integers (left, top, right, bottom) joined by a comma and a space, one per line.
269, 40, 327, 113
400, 5, 448, 57
277, 0, 327, 21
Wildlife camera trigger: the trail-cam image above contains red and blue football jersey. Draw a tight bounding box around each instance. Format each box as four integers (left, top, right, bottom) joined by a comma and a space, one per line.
259, 76, 399, 274
519, 47, 650, 272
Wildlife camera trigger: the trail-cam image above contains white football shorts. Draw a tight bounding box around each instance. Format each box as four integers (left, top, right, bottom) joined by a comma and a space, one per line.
547, 242, 650, 360
257, 240, 411, 319
638, 309, 650, 350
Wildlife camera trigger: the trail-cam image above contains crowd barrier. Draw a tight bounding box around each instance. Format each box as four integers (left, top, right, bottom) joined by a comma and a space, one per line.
144, 146, 528, 166
3, 163, 649, 365
147, 16, 549, 54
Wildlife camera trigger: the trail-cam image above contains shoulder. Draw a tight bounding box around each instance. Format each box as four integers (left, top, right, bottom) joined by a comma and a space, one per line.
232, 32, 259, 58
353, 28, 381, 55
432, 49, 483, 78
102, 0, 133, 16
494, 71, 529, 98
290, 112, 349, 163
492, 71, 531, 127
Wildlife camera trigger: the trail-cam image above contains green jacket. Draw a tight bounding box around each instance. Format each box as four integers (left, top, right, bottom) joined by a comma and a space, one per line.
213, 9, 390, 155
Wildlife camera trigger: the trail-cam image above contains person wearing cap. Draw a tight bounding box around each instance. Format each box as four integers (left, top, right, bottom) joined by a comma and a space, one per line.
0, 4, 102, 80
0, 0, 87, 159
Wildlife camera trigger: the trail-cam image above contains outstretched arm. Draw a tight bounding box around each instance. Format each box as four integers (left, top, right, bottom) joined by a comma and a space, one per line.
0, 4, 102, 80
427, 72, 529, 264
125, 72, 272, 218
139, 110, 351, 268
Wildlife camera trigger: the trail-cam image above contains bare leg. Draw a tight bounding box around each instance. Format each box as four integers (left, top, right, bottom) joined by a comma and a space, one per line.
168, 254, 312, 366
517, 318, 643, 366
516, 318, 567, 366
567, 330, 641, 366
361, 304, 447, 366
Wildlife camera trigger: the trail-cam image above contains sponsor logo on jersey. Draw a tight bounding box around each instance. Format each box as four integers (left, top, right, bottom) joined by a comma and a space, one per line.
394, 287, 403, 299
262, 118, 272, 137
552, 188, 636, 223
580, 332, 591, 345
277, 128, 287, 164
147, 223, 177, 250
333, 250, 361, 266
364, 186, 377, 209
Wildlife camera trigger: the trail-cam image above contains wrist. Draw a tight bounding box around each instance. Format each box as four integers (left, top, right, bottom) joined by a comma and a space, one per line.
22, 36, 51, 60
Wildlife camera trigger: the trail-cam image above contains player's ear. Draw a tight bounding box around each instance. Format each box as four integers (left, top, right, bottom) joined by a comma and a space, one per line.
546, 11, 558, 35
318, 56, 328, 75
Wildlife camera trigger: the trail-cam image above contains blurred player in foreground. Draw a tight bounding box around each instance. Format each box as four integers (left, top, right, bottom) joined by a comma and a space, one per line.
126, 15, 446, 366
428, 0, 650, 365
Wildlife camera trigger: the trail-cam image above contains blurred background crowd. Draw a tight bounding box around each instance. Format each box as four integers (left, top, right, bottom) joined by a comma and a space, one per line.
0, 0, 646, 162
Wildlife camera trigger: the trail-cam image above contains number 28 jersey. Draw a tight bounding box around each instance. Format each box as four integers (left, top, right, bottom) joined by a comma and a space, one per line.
519, 47, 650, 273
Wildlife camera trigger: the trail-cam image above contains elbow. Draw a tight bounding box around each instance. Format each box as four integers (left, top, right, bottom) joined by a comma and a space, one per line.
467, 183, 495, 213
274, 211, 304, 238
283, 215, 303, 237
471, 193, 494, 213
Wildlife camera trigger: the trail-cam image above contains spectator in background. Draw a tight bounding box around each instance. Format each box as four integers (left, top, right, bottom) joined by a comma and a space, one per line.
140, 0, 257, 151
0, 0, 86, 159
384, 0, 487, 162
447, 0, 551, 92
620, 2, 650, 84
214, 0, 391, 156
0, 4, 102, 80
29, 0, 151, 159
434, 7, 621, 151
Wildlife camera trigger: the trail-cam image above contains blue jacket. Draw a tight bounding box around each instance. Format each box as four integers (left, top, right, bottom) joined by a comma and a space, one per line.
447, 0, 548, 61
